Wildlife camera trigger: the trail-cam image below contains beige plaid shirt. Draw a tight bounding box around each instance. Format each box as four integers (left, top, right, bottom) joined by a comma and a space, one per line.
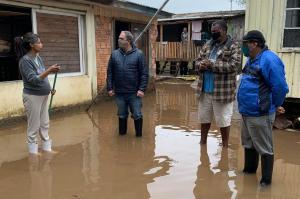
196, 37, 242, 103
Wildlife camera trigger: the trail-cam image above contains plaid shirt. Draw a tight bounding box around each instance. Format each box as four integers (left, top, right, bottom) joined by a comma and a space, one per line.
196, 37, 242, 103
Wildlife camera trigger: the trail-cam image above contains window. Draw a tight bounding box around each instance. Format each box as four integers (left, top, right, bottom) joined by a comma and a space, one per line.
162, 23, 188, 42
0, 4, 86, 82
0, 4, 32, 82
283, 0, 300, 48
35, 11, 85, 74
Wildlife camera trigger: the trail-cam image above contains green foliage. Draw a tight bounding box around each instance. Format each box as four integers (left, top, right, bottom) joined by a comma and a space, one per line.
234, 0, 246, 6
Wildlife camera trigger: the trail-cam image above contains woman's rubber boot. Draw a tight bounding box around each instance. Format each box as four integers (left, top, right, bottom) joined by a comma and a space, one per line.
42, 139, 52, 152
260, 154, 274, 186
28, 142, 38, 154
119, 118, 127, 135
243, 148, 259, 174
134, 118, 143, 137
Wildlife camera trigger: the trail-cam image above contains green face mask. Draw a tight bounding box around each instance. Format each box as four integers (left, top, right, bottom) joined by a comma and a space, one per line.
242, 45, 250, 57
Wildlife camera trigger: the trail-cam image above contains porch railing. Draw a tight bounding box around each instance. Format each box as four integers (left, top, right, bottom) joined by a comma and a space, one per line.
155, 41, 202, 62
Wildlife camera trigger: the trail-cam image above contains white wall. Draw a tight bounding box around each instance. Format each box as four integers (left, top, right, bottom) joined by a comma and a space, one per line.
0, 76, 93, 120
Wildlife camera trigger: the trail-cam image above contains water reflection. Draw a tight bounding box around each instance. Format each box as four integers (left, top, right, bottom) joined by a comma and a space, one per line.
29, 153, 54, 199
84, 93, 172, 199
155, 81, 199, 128
0, 81, 299, 199
193, 142, 234, 199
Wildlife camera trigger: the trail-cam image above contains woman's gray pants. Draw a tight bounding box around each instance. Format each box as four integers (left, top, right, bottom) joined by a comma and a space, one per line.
23, 93, 50, 144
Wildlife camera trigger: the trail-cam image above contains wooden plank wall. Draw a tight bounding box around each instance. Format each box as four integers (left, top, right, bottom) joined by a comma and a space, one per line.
37, 12, 81, 73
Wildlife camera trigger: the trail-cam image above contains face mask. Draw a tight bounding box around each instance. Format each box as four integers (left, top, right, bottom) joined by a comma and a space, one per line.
211, 32, 221, 41
118, 39, 127, 50
242, 45, 250, 57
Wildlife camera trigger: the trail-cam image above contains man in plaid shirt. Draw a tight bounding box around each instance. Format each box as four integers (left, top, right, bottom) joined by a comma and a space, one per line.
196, 20, 241, 147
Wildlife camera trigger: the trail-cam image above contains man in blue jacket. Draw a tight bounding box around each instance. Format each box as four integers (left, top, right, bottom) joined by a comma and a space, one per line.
107, 31, 149, 137
237, 30, 289, 186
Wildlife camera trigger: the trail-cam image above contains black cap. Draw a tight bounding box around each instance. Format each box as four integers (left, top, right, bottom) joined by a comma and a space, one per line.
243, 30, 266, 44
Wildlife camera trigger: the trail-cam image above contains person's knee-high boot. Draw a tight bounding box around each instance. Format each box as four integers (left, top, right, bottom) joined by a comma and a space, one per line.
134, 118, 143, 137
243, 148, 259, 173
260, 154, 274, 186
119, 118, 127, 135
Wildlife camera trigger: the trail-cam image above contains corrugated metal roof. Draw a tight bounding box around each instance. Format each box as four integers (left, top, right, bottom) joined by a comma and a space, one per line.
62, 0, 172, 17
113, 0, 173, 17
158, 10, 245, 22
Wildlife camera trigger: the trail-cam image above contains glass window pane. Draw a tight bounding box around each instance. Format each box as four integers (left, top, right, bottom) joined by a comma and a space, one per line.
285, 10, 300, 27
283, 29, 300, 47
287, 0, 300, 8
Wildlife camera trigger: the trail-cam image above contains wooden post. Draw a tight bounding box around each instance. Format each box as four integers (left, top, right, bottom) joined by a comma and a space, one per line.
188, 22, 191, 41
187, 22, 192, 61
160, 24, 163, 42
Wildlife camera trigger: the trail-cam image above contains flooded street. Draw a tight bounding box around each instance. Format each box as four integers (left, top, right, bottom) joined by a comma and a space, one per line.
0, 80, 300, 199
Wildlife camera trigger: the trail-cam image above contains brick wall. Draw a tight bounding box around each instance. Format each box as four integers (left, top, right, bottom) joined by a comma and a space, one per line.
95, 16, 112, 93
149, 21, 158, 78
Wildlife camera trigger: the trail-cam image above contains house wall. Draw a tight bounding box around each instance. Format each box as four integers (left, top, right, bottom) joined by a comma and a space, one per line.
95, 15, 113, 93
246, 0, 300, 99
0, 0, 97, 120
0, 76, 92, 120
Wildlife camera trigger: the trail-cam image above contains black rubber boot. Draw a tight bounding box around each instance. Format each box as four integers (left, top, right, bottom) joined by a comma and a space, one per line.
119, 118, 127, 135
134, 118, 143, 137
260, 154, 274, 186
243, 148, 259, 174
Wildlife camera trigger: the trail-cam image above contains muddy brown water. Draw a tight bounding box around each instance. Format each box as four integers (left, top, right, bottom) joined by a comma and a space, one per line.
0, 80, 299, 199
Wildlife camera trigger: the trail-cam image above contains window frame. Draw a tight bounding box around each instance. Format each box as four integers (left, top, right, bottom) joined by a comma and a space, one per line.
32, 8, 86, 77
282, 0, 300, 50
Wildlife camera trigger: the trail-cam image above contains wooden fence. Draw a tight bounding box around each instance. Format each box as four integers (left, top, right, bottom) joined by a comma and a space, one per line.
155, 41, 202, 62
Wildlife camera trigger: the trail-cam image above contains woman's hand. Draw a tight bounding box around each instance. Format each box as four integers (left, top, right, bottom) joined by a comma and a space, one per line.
47, 64, 60, 73
39, 64, 60, 80
51, 89, 56, 95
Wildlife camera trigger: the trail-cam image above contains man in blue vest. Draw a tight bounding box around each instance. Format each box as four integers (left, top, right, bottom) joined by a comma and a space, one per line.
237, 30, 289, 186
